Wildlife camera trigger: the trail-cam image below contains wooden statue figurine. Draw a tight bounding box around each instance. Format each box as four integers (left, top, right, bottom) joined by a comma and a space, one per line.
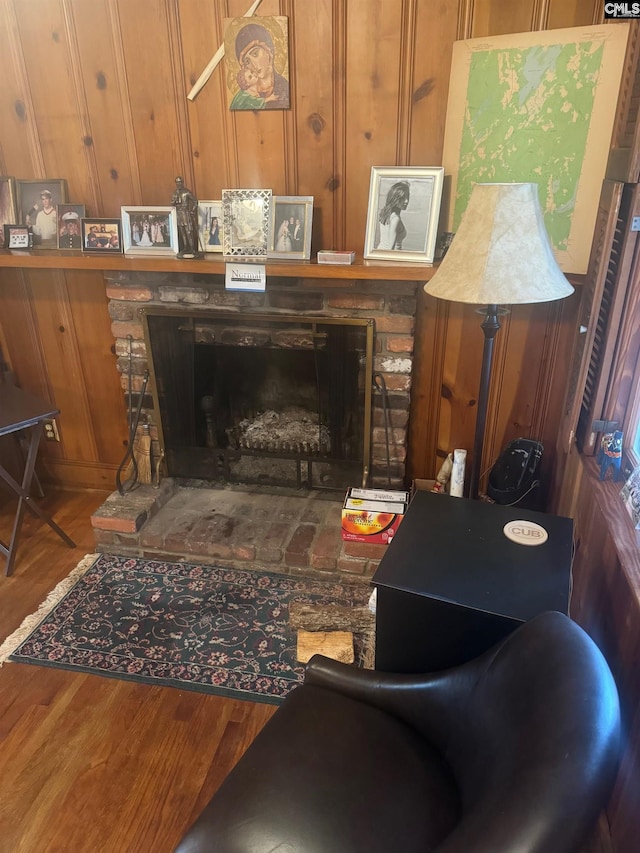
171, 176, 203, 259
597, 430, 623, 481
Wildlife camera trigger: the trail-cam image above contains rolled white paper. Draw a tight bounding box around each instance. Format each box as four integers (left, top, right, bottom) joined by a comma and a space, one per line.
450, 448, 467, 497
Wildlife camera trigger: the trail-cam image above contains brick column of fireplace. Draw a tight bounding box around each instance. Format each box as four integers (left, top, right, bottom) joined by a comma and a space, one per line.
106, 271, 418, 489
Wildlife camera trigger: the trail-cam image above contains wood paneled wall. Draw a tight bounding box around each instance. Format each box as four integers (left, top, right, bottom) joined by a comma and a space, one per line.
0, 0, 604, 490
2, 2, 638, 845
557, 449, 640, 853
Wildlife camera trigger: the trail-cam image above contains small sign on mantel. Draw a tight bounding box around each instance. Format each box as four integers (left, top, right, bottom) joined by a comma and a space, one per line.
225, 262, 266, 292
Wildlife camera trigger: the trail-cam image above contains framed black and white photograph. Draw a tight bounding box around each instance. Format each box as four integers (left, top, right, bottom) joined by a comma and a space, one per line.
81, 218, 123, 253
198, 200, 223, 254
268, 196, 313, 260
3, 224, 31, 250
121, 206, 178, 256
16, 178, 68, 247
57, 203, 86, 250
0, 177, 17, 234
364, 166, 444, 263
222, 189, 271, 257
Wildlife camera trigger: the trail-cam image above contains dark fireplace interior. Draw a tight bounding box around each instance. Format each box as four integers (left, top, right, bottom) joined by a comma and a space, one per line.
144, 310, 373, 490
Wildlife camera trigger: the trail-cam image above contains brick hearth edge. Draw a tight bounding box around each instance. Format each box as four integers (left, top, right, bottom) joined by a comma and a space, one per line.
91, 480, 387, 582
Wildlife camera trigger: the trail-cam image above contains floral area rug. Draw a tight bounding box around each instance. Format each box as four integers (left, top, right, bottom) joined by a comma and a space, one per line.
0, 553, 372, 704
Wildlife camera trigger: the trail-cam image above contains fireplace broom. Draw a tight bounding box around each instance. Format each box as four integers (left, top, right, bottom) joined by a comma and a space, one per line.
133, 423, 152, 485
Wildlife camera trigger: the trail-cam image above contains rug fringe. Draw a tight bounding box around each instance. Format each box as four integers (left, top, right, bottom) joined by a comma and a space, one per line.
0, 553, 100, 666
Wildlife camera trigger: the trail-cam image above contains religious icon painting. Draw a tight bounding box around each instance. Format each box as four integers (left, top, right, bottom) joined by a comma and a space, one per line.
224, 16, 290, 111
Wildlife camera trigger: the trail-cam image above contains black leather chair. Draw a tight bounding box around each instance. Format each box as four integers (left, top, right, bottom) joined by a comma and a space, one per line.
176, 611, 621, 853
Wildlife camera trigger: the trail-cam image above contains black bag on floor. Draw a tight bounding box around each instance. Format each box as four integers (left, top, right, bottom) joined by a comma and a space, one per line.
487, 438, 543, 509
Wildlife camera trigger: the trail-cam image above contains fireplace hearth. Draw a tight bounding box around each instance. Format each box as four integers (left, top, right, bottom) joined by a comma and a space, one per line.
91, 479, 388, 580
98, 270, 418, 579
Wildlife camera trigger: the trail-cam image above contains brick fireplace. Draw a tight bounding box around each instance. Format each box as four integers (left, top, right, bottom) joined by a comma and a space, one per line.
92, 269, 419, 580
107, 270, 418, 489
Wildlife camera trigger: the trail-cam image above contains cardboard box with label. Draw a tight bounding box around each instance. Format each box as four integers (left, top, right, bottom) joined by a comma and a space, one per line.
341, 487, 409, 544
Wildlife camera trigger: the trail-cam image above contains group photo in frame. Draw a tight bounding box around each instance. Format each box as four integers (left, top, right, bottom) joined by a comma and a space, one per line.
81, 218, 123, 253
121, 206, 178, 256
198, 200, 223, 253
222, 189, 271, 257
364, 166, 444, 263
57, 203, 86, 250
268, 196, 313, 260
16, 179, 67, 248
0, 176, 17, 234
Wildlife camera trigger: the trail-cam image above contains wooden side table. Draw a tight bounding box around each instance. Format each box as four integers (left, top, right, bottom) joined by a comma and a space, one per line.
372, 490, 574, 672
0, 383, 76, 576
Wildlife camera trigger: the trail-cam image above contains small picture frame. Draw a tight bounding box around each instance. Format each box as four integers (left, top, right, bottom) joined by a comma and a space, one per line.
57, 203, 86, 250
3, 224, 31, 250
268, 196, 313, 260
0, 177, 17, 233
198, 200, 223, 254
16, 179, 68, 247
81, 217, 123, 253
121, 206, 179, 256
222, 189, 271, 257
364, 166, 444, 263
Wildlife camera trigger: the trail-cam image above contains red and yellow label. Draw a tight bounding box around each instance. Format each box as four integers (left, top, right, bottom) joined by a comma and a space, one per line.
342, 511, 396, 536
341, 510, 403, 544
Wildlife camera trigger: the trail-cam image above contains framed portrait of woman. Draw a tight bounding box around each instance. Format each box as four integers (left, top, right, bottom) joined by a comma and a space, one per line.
268, 196, 313, 260
364, 166, 444, 263
198, 200, 223, 253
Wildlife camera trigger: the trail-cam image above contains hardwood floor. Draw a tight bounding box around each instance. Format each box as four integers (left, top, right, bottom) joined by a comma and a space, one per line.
0, 489, 276, 853
0, 489, 615, 852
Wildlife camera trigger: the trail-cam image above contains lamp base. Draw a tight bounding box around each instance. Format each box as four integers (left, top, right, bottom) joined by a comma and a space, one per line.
469, 304, 502, 500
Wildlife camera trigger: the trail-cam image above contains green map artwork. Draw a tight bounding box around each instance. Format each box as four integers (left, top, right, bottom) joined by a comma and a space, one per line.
454, 42, 603, 252
443, 25, 630, 274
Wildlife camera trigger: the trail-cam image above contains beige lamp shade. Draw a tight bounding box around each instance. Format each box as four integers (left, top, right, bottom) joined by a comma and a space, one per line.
425, 183, 574, 304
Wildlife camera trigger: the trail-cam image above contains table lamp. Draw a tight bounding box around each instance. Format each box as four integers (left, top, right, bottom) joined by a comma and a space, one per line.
424, 182, 574, 499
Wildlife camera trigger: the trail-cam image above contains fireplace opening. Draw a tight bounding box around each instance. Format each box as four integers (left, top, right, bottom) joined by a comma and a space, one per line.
143, 310, 374, 489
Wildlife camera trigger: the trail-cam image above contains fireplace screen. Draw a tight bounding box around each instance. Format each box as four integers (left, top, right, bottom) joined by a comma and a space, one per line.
142, 309, 373, 489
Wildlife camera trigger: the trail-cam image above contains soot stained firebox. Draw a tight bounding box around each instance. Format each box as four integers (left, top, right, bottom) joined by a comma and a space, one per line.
142, 309, 374, 490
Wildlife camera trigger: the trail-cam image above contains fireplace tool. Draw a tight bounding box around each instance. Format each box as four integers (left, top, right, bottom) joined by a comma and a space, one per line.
115, 335, 150, 495
373, 372, 392, 486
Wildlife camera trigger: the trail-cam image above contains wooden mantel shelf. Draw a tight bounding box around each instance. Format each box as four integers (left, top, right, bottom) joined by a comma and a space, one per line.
0, 249, 438, 282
